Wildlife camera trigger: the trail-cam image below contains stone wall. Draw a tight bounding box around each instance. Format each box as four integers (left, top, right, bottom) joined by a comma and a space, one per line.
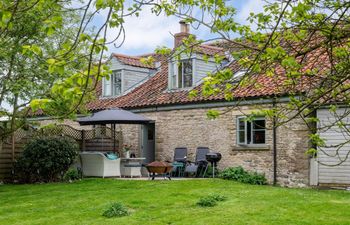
119, 105, 311, 187
37, 104, 311, 187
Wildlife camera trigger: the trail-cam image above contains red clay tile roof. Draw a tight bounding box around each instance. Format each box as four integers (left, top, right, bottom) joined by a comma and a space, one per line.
194, 44, 226, 56
87, 47, 328, 111
112, 53, 156, 69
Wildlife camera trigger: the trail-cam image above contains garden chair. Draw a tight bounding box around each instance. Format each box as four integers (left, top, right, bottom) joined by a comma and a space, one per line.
172, 147, 188, 177
185, 147, 210, 177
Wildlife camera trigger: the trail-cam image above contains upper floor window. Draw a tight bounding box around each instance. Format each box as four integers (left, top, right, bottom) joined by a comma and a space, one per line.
237, 116, 266, 145
169, 59, 193, 89
103, 70, 122, 97
178, 59, 193, 88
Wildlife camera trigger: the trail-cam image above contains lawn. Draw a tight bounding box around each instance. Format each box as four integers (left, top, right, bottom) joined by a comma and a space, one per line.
0, 179, 350, 225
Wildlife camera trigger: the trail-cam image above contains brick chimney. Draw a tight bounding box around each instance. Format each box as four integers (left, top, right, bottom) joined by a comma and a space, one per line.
174, 21, 191, 48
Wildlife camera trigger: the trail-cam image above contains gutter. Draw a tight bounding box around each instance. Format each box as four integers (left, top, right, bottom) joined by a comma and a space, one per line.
129, 96, 296, 113
28, 96, 299, 121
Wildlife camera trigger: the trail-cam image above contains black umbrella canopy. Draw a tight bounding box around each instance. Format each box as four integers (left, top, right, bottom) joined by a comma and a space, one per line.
78, 108, 152, 125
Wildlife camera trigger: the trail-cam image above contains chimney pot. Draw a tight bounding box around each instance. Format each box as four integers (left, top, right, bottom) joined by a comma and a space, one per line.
174, 21, 192, 48
179, 20, 189, 33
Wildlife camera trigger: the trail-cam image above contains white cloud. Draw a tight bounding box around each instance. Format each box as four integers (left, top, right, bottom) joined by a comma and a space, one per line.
94, 1, 267, 55
106, 6, 179, 54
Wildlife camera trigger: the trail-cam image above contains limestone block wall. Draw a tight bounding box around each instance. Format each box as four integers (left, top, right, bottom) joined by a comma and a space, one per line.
37, 104, 311, 187
125, 105, 311, 187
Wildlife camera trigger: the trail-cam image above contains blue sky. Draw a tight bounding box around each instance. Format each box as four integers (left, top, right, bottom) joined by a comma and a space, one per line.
1, 0, 265, 111
102, 0, 265, 55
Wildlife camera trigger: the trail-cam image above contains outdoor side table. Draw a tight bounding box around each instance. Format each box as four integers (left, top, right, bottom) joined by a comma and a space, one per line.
120, 158, 145, 178
172, 162, 185, 177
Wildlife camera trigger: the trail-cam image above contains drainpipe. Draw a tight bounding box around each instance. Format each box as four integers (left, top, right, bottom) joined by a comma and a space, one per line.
272, 98, 277, 185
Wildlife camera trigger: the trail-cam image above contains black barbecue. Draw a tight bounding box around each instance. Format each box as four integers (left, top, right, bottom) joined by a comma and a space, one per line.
205, 152, 222, 178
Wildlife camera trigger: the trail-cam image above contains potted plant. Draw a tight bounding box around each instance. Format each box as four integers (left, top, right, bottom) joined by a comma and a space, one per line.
122, 144, 132, 158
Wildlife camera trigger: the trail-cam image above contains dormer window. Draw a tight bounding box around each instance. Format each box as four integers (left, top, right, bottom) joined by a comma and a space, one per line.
103, 70, 122, 97
169, 59, 193, 89
178, 59, 193, 88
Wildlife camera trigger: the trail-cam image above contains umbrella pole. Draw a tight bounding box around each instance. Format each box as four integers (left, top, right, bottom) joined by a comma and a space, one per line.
113, 124, 116, 154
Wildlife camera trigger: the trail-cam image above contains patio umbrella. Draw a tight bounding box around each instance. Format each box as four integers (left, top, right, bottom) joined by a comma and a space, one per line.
77, 108, 152, 153
78, 108, 152, 125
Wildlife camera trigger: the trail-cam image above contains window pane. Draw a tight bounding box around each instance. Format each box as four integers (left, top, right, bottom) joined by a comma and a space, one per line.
247, 121, 252, 144
183, 60, 192, 87
171, 74, 176, 89
253, 119, 265, 129
238, 131, 245, 144
238, 119, 245, 130
253, 130, 265, 144
103, 78, 112, 96
113, 71, 122, 95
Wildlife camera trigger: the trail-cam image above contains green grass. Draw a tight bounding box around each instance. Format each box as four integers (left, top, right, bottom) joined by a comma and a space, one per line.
0, 179, 350, 225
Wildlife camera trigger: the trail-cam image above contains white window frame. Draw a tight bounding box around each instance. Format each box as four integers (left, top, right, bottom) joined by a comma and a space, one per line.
170, 62, 176, 89
178, 59, 193, 88
169, 59, 194, 89
102, 70, 122, 97
103, 76, 112, 97
236, 116, 266, 145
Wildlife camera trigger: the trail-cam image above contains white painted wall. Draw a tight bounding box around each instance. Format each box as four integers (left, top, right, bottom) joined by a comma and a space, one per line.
316, 108, 350, 185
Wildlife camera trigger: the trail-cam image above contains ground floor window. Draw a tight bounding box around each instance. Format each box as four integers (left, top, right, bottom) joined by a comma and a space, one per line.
237, 116, 266, 145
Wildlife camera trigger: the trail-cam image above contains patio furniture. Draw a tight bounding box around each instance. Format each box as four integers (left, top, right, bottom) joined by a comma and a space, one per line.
185, 147, 210, 177
172, 161, 185, 177
174, 147, 188, 163
80, 152, 121, 178
146, 161, 173, 180
120, 158, 145, 178
172, 147, 188, 177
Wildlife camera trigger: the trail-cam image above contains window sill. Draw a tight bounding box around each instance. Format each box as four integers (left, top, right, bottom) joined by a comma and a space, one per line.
232, 145, 270, 151
166, 87, 194, 93
99, 94, 122, 99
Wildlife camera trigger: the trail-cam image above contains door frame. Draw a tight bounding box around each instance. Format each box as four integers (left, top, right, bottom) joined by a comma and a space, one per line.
140, 122, 156, 164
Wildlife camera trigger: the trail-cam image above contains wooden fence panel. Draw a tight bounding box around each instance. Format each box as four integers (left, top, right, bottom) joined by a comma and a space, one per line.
0, 125, 122, 181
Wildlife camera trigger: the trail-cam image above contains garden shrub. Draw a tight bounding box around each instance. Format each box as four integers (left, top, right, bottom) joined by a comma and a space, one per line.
196, 194, 227, 207
208, 193, 227, 202
63, 168, 80, 182
219, 166, 267, 185
15, 136, 78, 183
196, 196, 218, 207
102, 202, 129, 218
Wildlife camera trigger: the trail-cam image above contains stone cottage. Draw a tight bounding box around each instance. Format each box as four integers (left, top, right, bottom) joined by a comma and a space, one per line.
33, 22, 349, 187
57, 22, 320, 187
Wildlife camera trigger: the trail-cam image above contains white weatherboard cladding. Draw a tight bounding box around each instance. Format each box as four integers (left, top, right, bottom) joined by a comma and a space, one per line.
123, 69, 150, 91
102, 57, 151, 96
194, 58, 218, 83
316, 108, 350, 184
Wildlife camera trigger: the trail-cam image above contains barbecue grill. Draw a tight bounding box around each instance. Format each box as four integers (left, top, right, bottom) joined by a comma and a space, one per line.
205, 152, 222, 178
